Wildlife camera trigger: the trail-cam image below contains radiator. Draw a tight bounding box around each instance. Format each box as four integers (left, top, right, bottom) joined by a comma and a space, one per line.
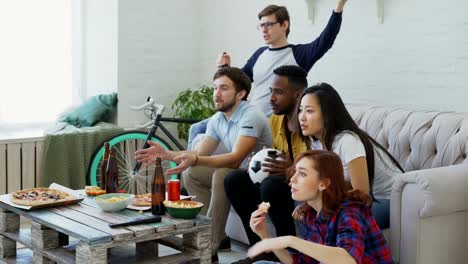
0, 137, 45, 194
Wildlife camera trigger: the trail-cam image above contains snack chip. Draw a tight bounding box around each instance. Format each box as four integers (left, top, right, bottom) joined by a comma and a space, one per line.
163, 200, 202, 209
258, 201, 271, 213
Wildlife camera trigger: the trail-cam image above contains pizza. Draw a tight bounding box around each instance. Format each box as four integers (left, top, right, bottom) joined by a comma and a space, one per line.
10, 188, 72, 206
132, 193, 151, 206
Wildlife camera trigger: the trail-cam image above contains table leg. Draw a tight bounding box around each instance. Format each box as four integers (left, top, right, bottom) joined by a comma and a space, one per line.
183, 227, 211, 264
33, 249, 55, 264
0, 209, 19, 258
0, 235, 16, 258
76, 242, 107, 264
31, 222, 59, 250
136, 240, 158, 257
0, 209, 20, 232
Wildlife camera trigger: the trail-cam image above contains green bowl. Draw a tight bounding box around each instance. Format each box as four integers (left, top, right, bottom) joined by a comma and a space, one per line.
163, 200, 204, 219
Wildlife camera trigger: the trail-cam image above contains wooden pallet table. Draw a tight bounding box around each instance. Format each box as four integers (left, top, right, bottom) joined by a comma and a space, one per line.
0, 194, 212, 264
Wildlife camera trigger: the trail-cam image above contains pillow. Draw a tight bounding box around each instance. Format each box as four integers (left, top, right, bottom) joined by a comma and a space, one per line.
61, 93, 118, 127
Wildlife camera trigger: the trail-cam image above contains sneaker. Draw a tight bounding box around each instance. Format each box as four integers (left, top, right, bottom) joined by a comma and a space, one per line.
217, 236, 231, 252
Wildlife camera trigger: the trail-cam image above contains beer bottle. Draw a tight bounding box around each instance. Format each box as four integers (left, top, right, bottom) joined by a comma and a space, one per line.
151, 158, 166, 215
100, 142, 110, 190
106, 148, 119, 193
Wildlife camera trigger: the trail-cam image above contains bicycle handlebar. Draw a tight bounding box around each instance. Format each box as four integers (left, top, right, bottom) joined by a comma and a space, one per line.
130, 97, 166, 115
130, 97, 156, 110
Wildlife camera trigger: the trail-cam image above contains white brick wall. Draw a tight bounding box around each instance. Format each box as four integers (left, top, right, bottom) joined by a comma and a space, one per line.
117, 0, 203, 127
83, 0, 468, 128
81, 0, 118, 100
201, 0, 468, 112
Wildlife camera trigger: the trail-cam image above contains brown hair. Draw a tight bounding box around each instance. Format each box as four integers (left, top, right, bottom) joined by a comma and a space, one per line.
292, 150, 372, 219
258, 5, 290, 37
296, 83, 404, 201
213, 67, 251, 100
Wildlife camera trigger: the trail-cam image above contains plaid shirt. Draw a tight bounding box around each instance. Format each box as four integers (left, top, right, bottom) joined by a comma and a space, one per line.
290, 200, 393, 264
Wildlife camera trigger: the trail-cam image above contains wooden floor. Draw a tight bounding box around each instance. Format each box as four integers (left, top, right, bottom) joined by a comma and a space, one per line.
0, 217, 249, 264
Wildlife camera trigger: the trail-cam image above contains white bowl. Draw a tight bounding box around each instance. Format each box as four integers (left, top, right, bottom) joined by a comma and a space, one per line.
95, 193, 133, 212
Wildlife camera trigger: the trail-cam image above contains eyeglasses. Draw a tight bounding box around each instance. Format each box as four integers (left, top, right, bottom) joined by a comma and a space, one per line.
257, 21, 279, 30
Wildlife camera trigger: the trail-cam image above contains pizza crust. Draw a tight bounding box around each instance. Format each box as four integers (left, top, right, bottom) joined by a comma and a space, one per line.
10, 188, 72, 206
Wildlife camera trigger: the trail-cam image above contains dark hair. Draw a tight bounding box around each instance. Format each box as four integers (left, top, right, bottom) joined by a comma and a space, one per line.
258, 5, 290, 37
293, 150, 372, 219
273, 65, 308, 92
296, 83, 404, 200
213, 67, 251, 100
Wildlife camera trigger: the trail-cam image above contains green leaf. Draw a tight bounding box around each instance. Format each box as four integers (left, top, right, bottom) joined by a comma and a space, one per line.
172, 84, 215, 141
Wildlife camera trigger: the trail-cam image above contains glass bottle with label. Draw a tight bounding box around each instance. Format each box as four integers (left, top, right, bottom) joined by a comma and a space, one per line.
100, 142, 110, 190
106, 148, 119, 193
151, 157, 166, 215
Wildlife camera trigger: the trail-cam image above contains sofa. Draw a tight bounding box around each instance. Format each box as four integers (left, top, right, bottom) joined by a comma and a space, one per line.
226, 104, 468, 264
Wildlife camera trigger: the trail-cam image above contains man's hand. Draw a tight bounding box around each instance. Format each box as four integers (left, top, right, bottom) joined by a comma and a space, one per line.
216, 52, 231, 67
262, 153, 291, 177
166, 153, 196, 175
135, 141, 169, 165
335, 0, 348, 13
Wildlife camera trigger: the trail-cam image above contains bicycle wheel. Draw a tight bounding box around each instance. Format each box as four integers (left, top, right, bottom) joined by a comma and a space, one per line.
87, 131, 178, 194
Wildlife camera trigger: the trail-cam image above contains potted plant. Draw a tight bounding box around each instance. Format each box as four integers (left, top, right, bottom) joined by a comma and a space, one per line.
172, 85, 215, 141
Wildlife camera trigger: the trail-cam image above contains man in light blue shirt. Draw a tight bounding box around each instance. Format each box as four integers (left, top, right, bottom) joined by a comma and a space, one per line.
136, 67, 272, 259
206, 100, 271, 168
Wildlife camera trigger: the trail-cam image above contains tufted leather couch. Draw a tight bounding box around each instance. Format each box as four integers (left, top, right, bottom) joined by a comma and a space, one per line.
226, 104, 468, 264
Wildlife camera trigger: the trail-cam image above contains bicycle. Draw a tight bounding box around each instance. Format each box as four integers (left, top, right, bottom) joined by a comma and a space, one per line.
87, 97, 200, 194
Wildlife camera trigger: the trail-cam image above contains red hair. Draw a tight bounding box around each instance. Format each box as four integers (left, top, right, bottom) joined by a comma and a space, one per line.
291, 150, 372, 218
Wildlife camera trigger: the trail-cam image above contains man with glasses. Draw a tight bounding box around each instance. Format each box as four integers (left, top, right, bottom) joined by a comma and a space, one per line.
188, 0, 348, 149
217, 0, 349, 116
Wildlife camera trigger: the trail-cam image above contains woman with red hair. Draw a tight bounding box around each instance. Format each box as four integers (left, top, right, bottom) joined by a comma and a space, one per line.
248, 150, 393, 264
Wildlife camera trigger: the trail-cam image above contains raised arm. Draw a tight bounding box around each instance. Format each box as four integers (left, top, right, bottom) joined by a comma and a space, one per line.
335, 0, 348, 13
293, 0, 347, 71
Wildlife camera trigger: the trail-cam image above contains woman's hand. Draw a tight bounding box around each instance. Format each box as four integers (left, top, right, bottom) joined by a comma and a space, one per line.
250, 207, 270, 239
248, 236, 292, 259
292, 202, 309, 221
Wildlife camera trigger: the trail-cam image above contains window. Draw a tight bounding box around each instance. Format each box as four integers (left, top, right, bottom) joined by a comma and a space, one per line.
0, 0, 73, 124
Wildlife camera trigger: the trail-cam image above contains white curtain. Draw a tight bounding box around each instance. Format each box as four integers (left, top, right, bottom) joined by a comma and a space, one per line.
0, 0, 75, 125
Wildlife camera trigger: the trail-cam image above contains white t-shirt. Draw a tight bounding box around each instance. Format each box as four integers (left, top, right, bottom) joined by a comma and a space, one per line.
311, 131, 401, 200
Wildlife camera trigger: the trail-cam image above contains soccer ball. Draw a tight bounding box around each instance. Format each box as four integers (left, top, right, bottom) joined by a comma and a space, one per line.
248, 148, 282, 184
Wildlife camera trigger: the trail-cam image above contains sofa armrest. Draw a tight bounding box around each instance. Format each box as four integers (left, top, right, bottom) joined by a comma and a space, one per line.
393, 164, 468, 217
390, 164, 468, 264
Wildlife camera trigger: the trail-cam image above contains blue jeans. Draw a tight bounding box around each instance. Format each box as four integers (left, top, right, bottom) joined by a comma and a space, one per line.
187, 118, 210, 150
372, 198, 390, 229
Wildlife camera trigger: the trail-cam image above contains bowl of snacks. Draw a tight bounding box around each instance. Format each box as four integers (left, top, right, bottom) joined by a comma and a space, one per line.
95, 193, 133, 212
163, 200, 204, 219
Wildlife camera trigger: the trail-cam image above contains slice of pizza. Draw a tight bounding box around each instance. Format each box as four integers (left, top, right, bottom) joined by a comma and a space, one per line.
10, 188, 71, 206
258, 201, 271, 213
132, 193, 151, 206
